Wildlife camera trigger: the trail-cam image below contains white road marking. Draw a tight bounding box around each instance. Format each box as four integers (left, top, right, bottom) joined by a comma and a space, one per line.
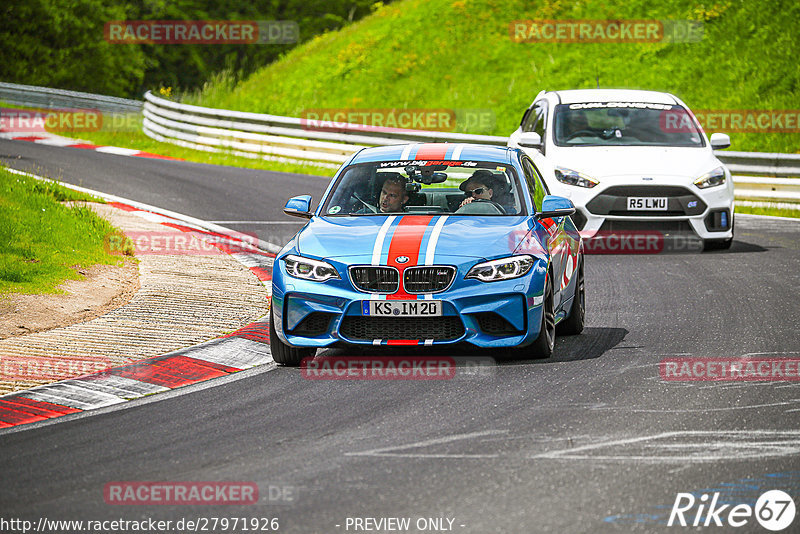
528, 430, 800, 463
346, 429, 508, 458
209, 221, 305, 224
186, 337, 274, 369
590, 401, 798, 412
95, 146, 141, 156
22, 383, 127, 410
65, 375, 168, 399
230, 252, 274, 268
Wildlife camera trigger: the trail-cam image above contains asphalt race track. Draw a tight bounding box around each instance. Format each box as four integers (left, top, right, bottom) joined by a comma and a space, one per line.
1, 139, 799, 533
0, 139, 327, 247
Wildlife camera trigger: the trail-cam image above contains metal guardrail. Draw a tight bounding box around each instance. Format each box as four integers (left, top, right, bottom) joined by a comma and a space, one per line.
142, 91, 508, 167
1, 83, 797, 202
0, 82, 142, 114
142, 91, 800, 189
716, 151, 800, 178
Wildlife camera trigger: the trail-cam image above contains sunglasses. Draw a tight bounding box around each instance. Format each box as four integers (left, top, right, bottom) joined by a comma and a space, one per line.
466, 187, 488, 196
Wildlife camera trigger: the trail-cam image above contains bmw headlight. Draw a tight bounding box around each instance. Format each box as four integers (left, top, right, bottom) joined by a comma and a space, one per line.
466, 255, 535, 282
694, 166, 726, 189
554, 166, 599, 188
283, 254, 340, 282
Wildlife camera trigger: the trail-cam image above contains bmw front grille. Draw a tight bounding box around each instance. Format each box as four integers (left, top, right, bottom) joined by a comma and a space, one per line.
349, 266, 399, 293
349, 265, 455, 294
402, 266, 456, 293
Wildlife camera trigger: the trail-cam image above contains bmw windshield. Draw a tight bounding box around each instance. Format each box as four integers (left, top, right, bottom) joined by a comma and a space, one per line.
322, 161, 527, 216
553, 102, 705, 147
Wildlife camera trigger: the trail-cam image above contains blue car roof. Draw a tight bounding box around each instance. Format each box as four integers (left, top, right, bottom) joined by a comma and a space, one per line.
350, 143, 516, 165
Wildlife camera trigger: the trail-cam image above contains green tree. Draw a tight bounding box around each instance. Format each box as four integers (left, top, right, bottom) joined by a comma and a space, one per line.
0, 0, 146, 97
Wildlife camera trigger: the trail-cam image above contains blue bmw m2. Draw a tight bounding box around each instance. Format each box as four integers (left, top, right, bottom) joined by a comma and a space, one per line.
270, 143, 585, 365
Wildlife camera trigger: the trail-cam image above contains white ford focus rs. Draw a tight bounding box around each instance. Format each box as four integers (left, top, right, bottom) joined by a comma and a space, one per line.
508, 89, 734, 250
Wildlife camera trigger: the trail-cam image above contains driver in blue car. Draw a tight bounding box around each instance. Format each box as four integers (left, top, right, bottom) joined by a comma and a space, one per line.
354, 173, 409, 213
378, 174, 409, 213
458, 170, 495, 208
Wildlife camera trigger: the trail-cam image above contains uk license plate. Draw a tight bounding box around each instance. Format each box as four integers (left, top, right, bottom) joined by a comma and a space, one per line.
363, 300, 442, 317
627, 197, 668, 210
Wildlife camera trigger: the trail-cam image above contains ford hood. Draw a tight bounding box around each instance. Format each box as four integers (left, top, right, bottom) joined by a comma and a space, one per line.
550, 146, 722, 180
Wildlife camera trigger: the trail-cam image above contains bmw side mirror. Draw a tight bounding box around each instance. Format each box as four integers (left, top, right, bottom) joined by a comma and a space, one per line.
710, 132, 731, 150
284, 195, 313, 219
518, 132, 543, 150
537, 195, 576, 219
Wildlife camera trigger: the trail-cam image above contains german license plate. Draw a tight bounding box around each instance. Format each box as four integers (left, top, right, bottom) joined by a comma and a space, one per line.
363, 300, 442, 317
627, 197, 668, 210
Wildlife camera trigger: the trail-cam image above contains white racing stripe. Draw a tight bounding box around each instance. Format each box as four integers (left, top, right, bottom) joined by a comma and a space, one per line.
372, 215, 397, 265
451, 144, 465, 160
424, 215, 449, 265
401, 144, 418, 160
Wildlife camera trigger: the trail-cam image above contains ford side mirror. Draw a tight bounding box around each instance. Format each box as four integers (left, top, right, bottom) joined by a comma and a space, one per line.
537, 195, 576, 219
710, 132, 731, 150
284, 195, 312, 219
518, 132, 543, 150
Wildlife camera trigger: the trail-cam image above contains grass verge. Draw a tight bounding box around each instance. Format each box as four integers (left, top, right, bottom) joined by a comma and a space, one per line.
736, 204, 800, 219
0, 168, 129, 294
185, 0, 800, 154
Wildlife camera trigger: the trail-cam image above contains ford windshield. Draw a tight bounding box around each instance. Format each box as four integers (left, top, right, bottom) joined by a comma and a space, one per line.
553, 102, 705, 147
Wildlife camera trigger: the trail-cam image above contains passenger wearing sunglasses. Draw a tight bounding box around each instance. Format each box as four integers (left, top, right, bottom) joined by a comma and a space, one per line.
458, 170, 495, 209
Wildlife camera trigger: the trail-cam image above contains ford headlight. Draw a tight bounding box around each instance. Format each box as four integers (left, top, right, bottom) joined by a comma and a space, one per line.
283, 254, 340, 282
554, 166, 599, 188
466, 255, 535, 282
694, 166, 726, 189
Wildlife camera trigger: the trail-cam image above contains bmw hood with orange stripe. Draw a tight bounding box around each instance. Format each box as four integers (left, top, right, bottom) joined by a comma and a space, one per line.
296, 214, 546, 264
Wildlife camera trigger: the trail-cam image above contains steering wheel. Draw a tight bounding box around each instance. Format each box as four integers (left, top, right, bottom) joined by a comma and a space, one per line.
471, 198, 507, 214
352, 192, 378, 213
566, 129, 597, 141
600, 127, 622, 139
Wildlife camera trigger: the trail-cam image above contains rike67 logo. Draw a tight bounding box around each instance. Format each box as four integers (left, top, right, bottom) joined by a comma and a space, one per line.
668, 490, 796, 531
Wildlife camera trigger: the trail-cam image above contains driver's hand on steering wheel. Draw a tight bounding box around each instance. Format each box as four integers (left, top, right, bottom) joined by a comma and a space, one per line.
458, 196, 475, 208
